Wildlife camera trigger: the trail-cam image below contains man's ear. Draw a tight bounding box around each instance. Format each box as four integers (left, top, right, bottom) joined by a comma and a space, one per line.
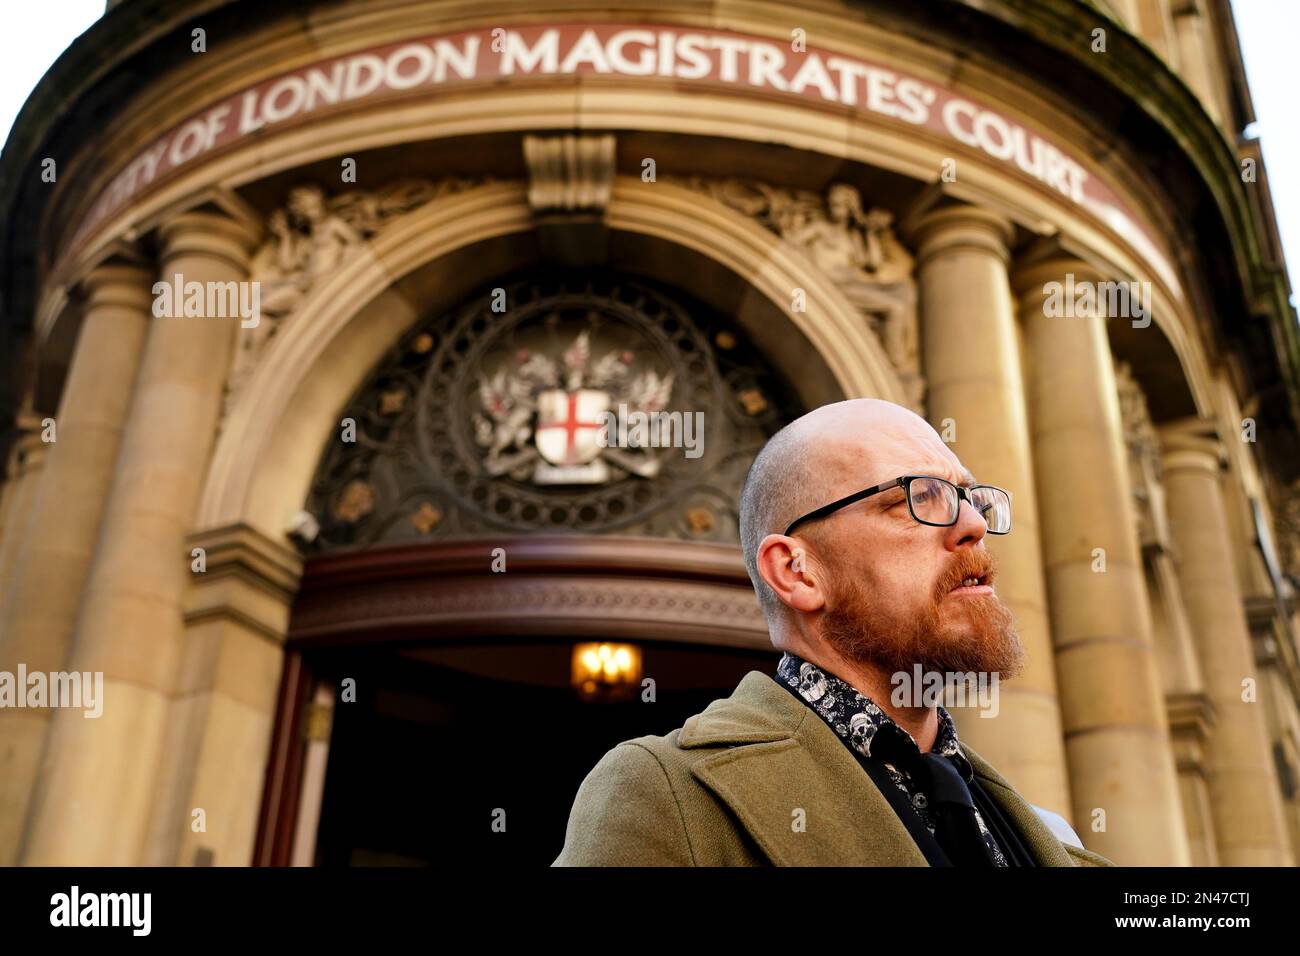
757, 533, 829, 613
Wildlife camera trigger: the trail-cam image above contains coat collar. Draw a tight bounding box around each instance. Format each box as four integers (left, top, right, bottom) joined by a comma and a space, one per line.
680, 670, 1073, 866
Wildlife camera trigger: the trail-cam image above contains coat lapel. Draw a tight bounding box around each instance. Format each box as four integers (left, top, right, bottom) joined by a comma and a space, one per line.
681, 671, 928, 866
960, 744, 1075, 866
681, 670, 1075, 866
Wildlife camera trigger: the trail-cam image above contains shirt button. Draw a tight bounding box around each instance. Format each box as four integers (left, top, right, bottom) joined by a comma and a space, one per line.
912, 793, 928, 809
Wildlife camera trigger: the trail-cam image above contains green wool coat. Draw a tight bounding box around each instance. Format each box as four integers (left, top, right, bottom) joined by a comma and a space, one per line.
554, 670, 1115, 866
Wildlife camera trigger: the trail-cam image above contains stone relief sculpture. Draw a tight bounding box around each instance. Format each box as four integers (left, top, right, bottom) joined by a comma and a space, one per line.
663, 175, 923, 409
223, 177, 488, 415
251, 185, 362, 318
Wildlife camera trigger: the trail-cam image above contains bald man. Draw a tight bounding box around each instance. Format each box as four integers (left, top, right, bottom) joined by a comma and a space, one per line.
554, 398, 1113, 867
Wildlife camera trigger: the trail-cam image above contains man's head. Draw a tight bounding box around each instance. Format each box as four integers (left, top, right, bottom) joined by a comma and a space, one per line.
739, 398, 1023, 679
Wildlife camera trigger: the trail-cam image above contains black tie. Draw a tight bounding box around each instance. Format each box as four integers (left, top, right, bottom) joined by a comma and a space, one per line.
874, 734, 998, 868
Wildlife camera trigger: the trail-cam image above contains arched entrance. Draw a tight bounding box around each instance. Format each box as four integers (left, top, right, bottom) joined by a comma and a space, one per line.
256, 535, 779, 865
253, 268, 810, 865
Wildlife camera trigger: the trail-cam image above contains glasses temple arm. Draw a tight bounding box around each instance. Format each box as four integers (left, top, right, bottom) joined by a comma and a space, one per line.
782, 478, 903, 536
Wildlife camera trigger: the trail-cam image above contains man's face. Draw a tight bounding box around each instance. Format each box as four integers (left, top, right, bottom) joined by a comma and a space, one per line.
806, 425, 1024, 680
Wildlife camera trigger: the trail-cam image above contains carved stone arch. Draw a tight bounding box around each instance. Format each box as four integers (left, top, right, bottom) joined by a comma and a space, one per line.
196, 176, 908, 541
44, 74, 1225, 451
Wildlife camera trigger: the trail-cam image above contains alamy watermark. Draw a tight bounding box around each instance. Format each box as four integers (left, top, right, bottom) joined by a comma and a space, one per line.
596, 403, 704, 459
1042, 273, 1151, 328
152, 273, 261, 327
890, 664, 1001, 718
0, 665, 103, 718
50, 886, 150, 936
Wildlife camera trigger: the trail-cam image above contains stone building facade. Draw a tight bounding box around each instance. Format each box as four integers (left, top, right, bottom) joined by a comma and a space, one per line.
0, 0, 1297, 866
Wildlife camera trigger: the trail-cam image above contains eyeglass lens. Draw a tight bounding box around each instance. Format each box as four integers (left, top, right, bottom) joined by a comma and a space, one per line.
908, 477, 1010, 532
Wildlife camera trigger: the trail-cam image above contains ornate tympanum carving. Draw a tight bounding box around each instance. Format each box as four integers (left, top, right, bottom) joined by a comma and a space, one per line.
304, 271, 802, 551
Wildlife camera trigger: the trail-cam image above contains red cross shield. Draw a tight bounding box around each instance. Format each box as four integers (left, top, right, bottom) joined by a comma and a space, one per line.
535, 389, 609, 466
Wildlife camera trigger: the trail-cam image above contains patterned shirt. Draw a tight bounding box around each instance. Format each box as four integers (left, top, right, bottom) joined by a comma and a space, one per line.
776, 651, 1008, 866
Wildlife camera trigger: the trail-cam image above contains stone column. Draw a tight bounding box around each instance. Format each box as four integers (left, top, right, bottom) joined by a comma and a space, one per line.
0, 418, 49, 599
142, 524, 301, 866
1013, 253, 1190, 865
905, 202, 1072, 816
1152, 553, 1221, 866
21, 209, 260, 865
1166, 693, 1219, 865
1160, 425, 1294, 865
0, 261, 154, 864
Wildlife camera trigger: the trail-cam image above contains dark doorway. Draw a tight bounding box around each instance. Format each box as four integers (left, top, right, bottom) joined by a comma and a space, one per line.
309, 640, 776, 865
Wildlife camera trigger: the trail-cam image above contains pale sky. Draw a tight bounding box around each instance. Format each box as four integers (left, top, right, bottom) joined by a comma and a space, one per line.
0, 1, 1295, 305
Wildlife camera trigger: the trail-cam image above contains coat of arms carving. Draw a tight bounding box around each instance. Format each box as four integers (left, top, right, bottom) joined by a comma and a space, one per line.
474, 330, 675, 484
307, 272, 802, 548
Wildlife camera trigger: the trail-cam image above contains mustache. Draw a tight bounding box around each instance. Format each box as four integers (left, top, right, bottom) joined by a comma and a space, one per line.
936, 550, 998, 597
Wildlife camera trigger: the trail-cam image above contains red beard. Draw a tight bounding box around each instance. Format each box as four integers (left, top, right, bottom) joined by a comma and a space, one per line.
819, 549, 1025, 678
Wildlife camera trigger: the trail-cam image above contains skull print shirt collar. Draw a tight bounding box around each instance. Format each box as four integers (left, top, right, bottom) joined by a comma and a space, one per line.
775, 650, 975, 783
775, 651, 1008, 866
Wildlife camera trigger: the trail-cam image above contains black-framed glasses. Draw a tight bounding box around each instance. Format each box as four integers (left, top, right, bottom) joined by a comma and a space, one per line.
783, 475, 1012, 537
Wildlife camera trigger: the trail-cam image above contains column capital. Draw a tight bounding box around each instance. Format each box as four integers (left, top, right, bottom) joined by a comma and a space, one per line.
900, 201, 1014, 268
7, 413, 50, 477
136, 186, 261, 267
1166, 691, 1215, 775
1158, 418, 1225, 473
1167, 690, 1216, 740
1009, 238, 1112, 314
182, 523, 303, 643
157, 201, 262, 273
77, 259, 155, 311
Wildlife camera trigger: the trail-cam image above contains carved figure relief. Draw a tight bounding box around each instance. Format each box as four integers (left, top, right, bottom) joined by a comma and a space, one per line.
663, 176, 923, 409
